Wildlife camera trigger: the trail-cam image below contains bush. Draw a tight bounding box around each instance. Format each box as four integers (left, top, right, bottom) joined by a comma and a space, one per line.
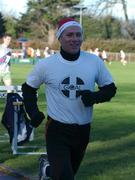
82, 38, 135, 52
10, 38, 135, 53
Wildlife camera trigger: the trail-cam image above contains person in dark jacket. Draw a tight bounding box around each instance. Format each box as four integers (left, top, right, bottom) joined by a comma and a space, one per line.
22, 17, 117, 180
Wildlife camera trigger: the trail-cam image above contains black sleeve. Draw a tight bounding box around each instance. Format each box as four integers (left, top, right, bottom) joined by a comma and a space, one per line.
81, 83, 117, 107
21, 82, 45, 127
94, 82, 117, 103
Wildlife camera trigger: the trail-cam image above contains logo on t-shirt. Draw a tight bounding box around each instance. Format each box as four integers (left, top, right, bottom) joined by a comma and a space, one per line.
60, 76, 84, 99
0, 52, 11, 64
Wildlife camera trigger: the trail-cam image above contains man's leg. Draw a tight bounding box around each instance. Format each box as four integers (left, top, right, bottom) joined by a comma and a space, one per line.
45, 120, 91, 180
3, 72, 12, 93
46, 120, 74, 180
71, 124, 91, 175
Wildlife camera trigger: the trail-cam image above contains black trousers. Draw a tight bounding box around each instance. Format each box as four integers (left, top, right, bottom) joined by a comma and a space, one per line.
46, 117, 91, 180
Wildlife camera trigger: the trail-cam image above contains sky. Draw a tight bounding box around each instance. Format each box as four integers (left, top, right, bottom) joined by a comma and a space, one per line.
0, 0, 28, 18
0, 0, 135, 19
83, 0, 135, 19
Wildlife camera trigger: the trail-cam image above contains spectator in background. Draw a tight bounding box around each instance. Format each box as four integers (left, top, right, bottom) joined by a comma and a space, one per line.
120, 49, 127, 66
27, 47, 35, 58
0, 33, 12, 92
22, 43, 28, 59
35, 48, 41, 59
44, 46, 51, 58
102, 49, 112, 65
93, 47, 100, 56
27, 47, 35, 64
93, 48, 102, 58
22, 17, 117, 180
88, 48, 94, 54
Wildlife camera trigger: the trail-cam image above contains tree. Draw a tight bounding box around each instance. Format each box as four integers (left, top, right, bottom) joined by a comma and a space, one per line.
0, 12, 6, 37
4, 16, 17, 38
17, 0, 80, 46
101, 15, 122, 39
87, 0, 128, 21
82, 15, 122, 40
87, 0, 135, 39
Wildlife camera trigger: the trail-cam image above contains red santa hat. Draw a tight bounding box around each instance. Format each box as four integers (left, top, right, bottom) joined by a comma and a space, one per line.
56, 17, 82, 39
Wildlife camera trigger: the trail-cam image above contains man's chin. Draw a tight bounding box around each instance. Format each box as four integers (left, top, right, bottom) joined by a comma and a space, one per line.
70, 48, 80, 54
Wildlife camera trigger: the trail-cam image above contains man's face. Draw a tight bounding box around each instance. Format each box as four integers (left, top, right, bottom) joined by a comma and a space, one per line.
3, 36, 12, 47
59, 26, 83, 54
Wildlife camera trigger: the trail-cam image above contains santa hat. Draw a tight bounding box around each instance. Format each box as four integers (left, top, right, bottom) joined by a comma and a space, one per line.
56, 17, 82, 39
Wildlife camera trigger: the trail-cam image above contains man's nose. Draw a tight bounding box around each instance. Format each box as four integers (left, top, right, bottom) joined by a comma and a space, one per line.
72, 34, 79, 40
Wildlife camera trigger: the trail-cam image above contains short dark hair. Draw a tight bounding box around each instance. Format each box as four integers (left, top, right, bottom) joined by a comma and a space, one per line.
2, 33, 12, 38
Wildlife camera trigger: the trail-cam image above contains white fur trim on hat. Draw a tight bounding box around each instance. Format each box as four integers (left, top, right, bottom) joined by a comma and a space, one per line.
56, 21, 82, 39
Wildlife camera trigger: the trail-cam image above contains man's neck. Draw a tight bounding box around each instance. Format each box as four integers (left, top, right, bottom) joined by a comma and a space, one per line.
60, 48, 80, 61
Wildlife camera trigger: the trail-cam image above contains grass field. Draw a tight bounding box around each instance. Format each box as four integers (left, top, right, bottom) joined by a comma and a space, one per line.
0, 61, 135, 180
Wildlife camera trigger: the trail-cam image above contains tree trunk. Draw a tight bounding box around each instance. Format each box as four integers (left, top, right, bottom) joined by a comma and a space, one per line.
48, 29, 55, 46
121, 0, 129, 22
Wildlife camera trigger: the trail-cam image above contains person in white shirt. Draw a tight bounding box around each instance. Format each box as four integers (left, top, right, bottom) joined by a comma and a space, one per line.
101, 49, 112, 65
120, 49, 127, 65
35, 48, 41, 58
22, 17, 117, 180
44, 46, 51, 58
0, 33, 12, 92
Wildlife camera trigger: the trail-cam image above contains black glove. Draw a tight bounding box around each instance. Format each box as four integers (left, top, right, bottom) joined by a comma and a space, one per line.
30, 111, 45, 128
81, 90, 95, 107
22, 83, 45, 128
81, 83, 117, 107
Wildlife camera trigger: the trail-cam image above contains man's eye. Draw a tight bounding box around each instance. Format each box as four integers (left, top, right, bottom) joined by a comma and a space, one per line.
76, 33, 82, 37
67, 34, 72, 37
66, 33, 82, 37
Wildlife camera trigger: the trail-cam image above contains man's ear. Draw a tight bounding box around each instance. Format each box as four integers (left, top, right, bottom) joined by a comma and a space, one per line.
58, 36, 62, 43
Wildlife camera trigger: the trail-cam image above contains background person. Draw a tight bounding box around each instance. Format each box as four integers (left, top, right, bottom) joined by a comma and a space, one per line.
120, 49, 127, 66
101, 49, 112, 65
43, 46, 52, 58
22, 43, 28, 59
22, 17, 117, 180
35, 48, 41, 59
0, 33, 12, 92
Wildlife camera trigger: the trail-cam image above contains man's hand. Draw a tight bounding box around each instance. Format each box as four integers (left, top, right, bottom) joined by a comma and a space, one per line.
30, 111, 45, 128
81, 83, 117, 107
81, 90, 95, 107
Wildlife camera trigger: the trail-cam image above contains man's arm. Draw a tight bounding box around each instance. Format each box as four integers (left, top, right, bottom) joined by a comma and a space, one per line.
81, 83, 117, 107
22, 82, 45, 127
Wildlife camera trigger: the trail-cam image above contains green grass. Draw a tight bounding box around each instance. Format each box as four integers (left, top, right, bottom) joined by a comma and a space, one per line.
0, 62, 135, 180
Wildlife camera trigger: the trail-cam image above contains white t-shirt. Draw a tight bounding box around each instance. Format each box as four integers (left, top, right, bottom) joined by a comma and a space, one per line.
0, 44, 11, 73
26, 51, 114, 125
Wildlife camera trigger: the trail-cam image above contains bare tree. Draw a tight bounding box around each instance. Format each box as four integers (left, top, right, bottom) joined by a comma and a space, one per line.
88, 0, 128, 20
88, 0, 135, 39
